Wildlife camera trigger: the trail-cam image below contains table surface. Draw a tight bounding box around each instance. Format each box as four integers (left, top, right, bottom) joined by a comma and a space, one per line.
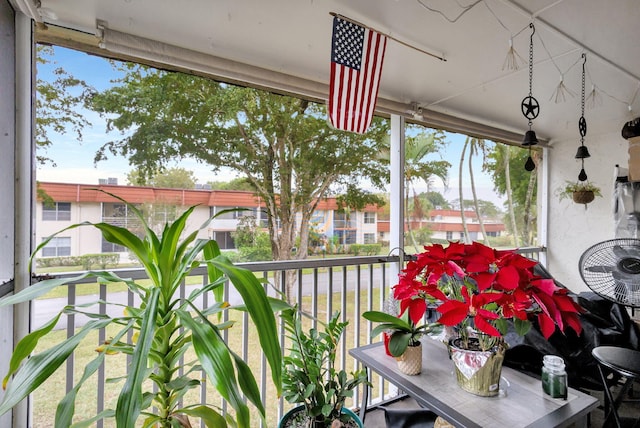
350, 338, 599, 428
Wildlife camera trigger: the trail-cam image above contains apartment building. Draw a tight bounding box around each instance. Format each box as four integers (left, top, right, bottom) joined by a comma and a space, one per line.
36, 181, 379, 257
377, 209, 505, 243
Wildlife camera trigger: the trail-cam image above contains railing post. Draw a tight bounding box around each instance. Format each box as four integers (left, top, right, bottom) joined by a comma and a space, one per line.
389, 114, 405, 283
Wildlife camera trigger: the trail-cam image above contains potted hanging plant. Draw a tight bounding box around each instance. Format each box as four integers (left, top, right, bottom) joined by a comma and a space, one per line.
363, 307, 442, 375
0, 191, 284, 428
280, 307, 368, 428
557, 180, 602, 205
388, 241, 583, 396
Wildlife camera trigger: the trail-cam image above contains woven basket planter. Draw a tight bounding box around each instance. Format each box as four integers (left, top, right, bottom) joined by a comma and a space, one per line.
395, 342, 422, 375
572, 190, 595, 204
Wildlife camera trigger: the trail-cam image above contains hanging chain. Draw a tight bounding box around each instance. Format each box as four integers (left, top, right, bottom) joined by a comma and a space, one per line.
579, 53, 587, 143
521, 22, 539, 127
581, 54, 586, 118
528, 23, 535, 97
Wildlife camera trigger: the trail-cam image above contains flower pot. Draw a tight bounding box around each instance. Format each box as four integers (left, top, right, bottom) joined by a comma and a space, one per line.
572, 190, 595, 204
448, 338, 505, 397
278, 405, 363, 428
395, 342, 422, 375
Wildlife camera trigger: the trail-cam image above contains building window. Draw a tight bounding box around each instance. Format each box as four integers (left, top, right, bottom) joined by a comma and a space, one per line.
334, 230, 356, 245
210, 206, 251, 219
364, 233, 376, 244
41, 237, 71, 257
234, 208, 258, 219
102, 237, 125, 253
212, 231, 235, 249
446, 231, 453, 240
43, 202, 71, 221
364, 212, 376, 224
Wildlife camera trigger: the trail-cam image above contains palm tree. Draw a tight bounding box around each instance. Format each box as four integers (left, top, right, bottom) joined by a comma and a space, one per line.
458, 137, 470, 243
404, 131, 450, 249
468, 138, 491, 246
501, 145, 520, 246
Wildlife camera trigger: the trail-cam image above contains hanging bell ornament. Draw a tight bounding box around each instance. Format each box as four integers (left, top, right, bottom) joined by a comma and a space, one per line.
522, 130, 539, 146
578, 168, 588, 181
525, 156, 536, 171
575, 145, 591, 159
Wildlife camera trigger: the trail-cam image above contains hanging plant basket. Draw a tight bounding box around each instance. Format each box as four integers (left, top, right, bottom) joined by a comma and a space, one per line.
557, 181, 601, 204
572, 190, 595, 204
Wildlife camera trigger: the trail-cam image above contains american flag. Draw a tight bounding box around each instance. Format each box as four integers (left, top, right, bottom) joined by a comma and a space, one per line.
329, 16, 387, 134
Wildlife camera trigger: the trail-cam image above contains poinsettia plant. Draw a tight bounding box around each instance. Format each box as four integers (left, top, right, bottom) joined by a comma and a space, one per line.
393, 241, 583, 351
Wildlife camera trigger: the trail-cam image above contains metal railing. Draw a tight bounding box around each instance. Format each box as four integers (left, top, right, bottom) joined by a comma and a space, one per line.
30, 247, 544, 427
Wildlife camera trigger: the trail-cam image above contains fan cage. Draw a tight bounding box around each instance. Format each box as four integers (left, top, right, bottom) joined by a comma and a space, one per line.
579, 238, 640, 308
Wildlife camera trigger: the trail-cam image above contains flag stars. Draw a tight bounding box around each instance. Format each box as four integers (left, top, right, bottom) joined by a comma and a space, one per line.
332, 18, 364, 70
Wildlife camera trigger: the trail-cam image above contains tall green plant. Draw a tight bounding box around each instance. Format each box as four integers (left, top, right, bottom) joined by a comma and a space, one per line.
0, 192, 284, 428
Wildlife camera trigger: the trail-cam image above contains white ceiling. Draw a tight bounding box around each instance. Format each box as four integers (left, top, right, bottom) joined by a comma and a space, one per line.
23, 0, 640, 146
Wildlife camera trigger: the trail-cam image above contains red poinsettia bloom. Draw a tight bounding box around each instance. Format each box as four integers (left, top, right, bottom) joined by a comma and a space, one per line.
391, 241, 583, 344
437, 286, 504, 337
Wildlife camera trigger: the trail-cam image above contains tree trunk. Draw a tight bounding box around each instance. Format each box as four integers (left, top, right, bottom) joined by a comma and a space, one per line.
522, 150, 539, 246
503, 146, 519, 247
459, 138, 470, 243
405, 180, 419, 250
468, 139, 490, 246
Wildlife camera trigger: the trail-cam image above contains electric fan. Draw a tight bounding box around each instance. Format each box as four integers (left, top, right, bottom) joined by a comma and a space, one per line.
579, 238, 640, 308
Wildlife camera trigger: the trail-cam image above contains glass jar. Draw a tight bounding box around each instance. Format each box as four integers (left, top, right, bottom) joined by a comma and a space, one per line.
541, 355, 567, 399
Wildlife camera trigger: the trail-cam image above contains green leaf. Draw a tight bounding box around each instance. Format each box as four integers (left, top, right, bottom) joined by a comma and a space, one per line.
0, 319, 110, 416
388, 332, 411, 357
203, 240, 224, 304
514, 318, 532, 336
56, 320, 133, 427
55, 353, 105, 428
0, 274, 94, 307
115, 287, 160, 428
2, 312, 62, 389
69, 409, 116, 428
178, 405, 228, 428
176, 309, 251, 428
210, 257, 282, 396
230, 349, 265, 416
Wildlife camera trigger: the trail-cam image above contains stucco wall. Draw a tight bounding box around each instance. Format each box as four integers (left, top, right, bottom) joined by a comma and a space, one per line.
546, 130, 628, 293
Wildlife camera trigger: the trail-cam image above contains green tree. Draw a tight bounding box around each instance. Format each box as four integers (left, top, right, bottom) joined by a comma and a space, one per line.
209, 177, 256, 191
232, 215, 259, 248
126, 167, 196, 189
238, 232, 273, 262
87, 65, 390, 299
403, 130, 450, 248
485, 145, 539, 245
425, 191, 450, 209
36, 45, 92, 166
452, 199, 502, 219
378, 127, 450, 248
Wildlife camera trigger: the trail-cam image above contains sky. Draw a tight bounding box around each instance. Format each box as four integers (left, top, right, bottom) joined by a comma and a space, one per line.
36, 46, 506, 208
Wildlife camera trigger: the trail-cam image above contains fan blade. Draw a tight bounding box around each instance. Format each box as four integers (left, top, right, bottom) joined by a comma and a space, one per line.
612, 271, 640, 292
585, 265, 616, 273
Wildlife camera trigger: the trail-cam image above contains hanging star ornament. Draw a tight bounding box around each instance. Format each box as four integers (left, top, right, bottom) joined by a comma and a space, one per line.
521, 95, 540, 120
